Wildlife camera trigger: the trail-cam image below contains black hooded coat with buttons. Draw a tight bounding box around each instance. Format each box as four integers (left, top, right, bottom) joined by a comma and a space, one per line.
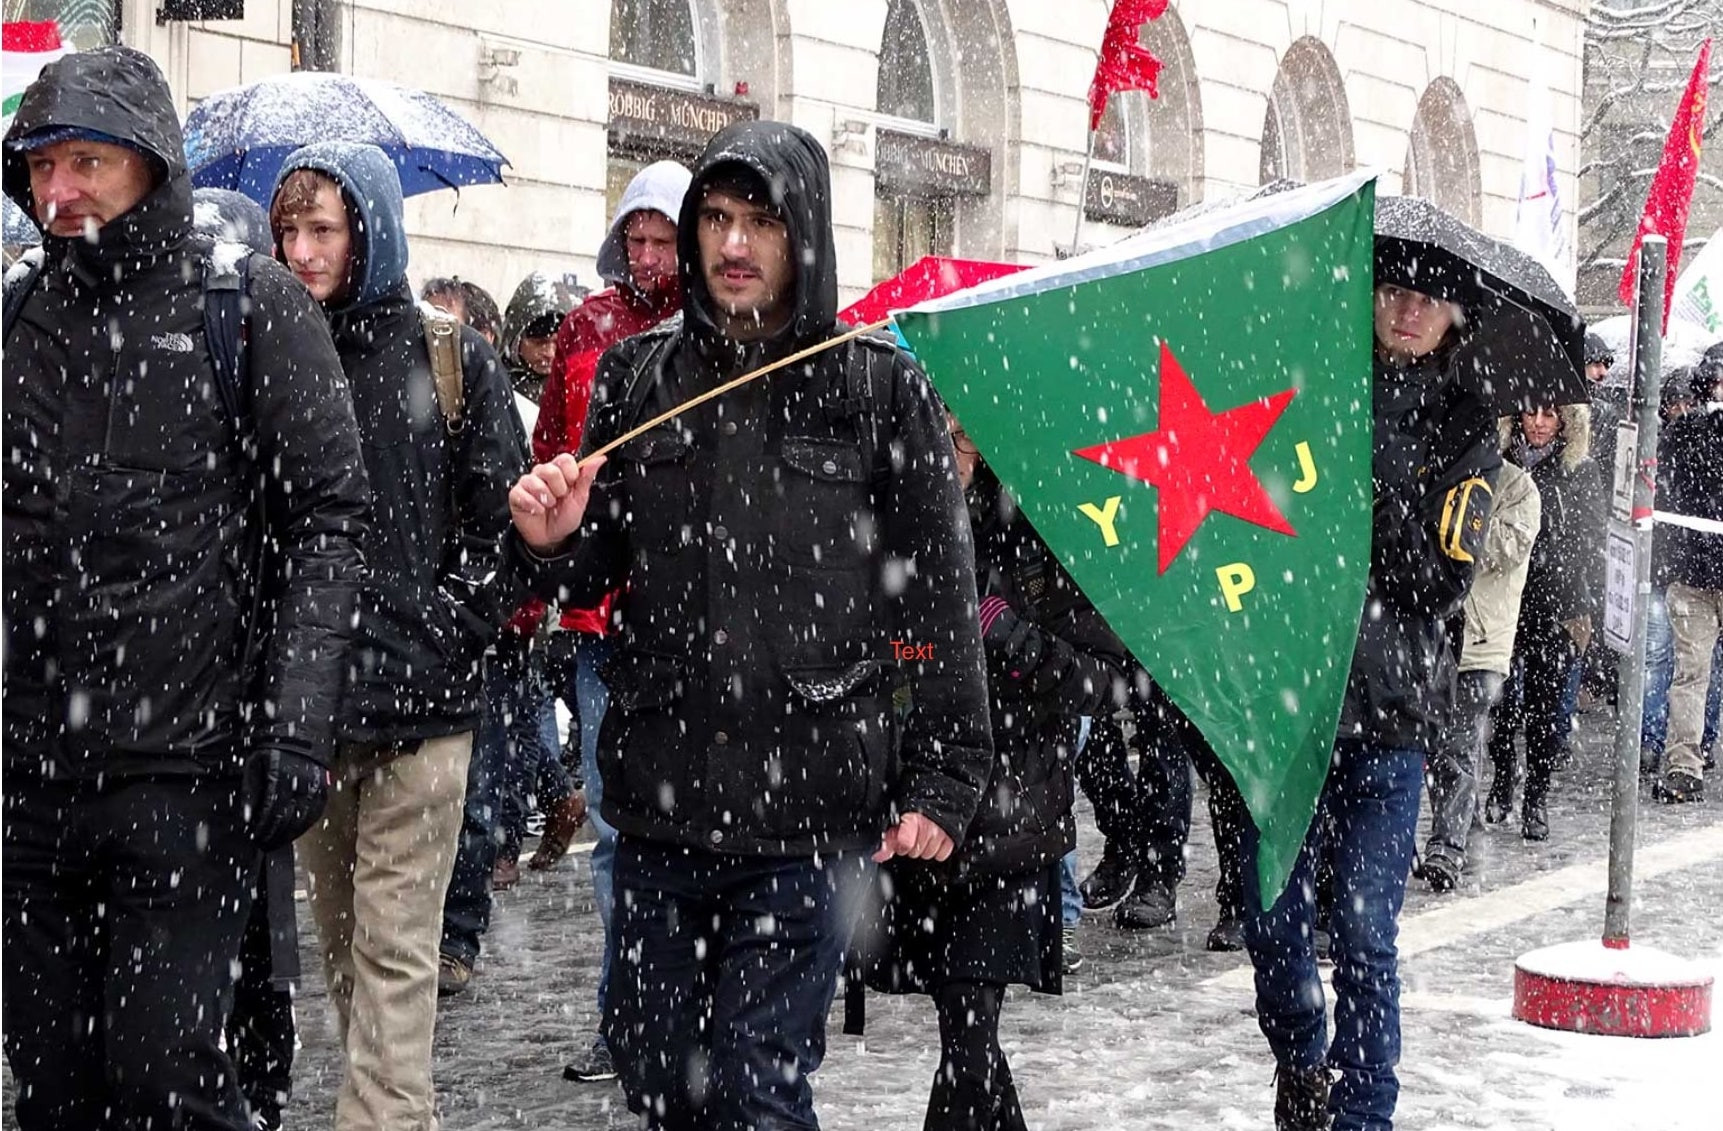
509, 120, 993, 856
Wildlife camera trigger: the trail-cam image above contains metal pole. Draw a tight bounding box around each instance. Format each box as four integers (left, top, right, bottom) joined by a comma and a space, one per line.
1603, 235, 1665, 947
1069, 130, 1096, 256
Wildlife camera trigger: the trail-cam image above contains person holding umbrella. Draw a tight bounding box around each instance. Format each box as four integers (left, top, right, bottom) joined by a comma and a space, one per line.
1241, 248, 1503, 1130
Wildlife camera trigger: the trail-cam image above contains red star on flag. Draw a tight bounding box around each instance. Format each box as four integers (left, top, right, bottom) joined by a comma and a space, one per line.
1073, 342, 1297, 573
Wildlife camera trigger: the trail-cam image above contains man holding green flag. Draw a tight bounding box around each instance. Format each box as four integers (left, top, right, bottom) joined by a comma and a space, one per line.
892, 174, 1500, 1131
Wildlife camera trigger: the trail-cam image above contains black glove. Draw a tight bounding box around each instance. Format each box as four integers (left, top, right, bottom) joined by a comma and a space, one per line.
243, 749, 330, 852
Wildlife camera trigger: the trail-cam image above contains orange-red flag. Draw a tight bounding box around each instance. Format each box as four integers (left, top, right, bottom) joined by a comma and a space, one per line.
1620, 39, 1711, 329
1086, 0, 1167, 131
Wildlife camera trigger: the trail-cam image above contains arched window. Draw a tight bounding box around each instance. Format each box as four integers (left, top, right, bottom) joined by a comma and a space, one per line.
611, 0, 700, 79
874, 0, 954, 280
877, 0, 939, 128
1404, 79, 1482, 226
1259, 37, 1354, 185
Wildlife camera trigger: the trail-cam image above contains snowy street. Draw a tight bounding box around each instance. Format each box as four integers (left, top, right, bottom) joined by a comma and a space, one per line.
285, 707, 1723, 1130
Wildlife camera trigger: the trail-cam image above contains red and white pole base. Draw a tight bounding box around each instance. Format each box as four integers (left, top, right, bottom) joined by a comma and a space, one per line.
1513, 939, 1713, 1038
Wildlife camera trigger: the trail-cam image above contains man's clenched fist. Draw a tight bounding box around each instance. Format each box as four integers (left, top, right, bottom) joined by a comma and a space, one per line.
509, 453, 607, 554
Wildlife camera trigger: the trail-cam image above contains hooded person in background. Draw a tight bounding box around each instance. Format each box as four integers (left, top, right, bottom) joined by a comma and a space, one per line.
2, 48, 368, 1130
501, 270, 579, 404
530, 159, 691, 1086
1652, 357, 1723, 804
270, 141, 521, 1130
505, 120, 992, 1129
189, 185, 314, 1131
1484, 401, 1603, 841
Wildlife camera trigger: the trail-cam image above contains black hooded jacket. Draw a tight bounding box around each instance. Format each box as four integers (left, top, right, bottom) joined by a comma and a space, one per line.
954, 466, 1129, 877
510, 120, 993, 856
272, 142, 523, 746
2, 47, 369, 780
1337, 351, 1502, 750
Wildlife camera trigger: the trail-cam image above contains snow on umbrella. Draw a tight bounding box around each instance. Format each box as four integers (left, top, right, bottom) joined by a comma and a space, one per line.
184, 71, 509, 205
1375, 194, 1589, 411
3, 194, 38, 248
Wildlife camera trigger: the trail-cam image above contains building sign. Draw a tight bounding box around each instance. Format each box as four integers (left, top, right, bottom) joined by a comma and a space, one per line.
608, 79, 758, 155
876, 131, 991, 198
1084, 170, 1179, 227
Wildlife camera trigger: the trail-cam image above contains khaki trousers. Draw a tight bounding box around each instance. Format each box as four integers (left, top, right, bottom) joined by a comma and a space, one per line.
1666, 583, 1723, 780
298, 732, 472, 1131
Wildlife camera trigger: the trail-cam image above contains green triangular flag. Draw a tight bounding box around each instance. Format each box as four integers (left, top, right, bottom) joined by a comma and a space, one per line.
894, 173, 1378, 908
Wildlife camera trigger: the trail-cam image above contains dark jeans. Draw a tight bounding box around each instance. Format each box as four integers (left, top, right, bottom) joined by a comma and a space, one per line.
441, 645, 550, 965
1242, 740, 1424, 1131
1490, 613, 1577, 811
565, 633, 616, 1017
926, 980, 1025, 1131
228, 850, 297, 1125
1188, 738, 1248, 918
1425, 669, 1505, 866
605, 837, 873, 1130
1075, 698, 1193, 890
497, 645, 568, 862
3, 774, 259, 1130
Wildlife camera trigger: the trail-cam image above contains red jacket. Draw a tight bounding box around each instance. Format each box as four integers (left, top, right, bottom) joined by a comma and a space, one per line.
526, 282, 683, 635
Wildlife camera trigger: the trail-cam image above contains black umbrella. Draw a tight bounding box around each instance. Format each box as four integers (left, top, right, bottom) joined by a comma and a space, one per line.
1374, 194, 1588, 411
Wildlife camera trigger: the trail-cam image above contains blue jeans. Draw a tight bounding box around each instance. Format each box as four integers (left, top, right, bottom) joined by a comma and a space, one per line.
1242, 740, 1424, 1131
570, 634, 616, 1018
1633, 587, 1719, 761
605, 838, 874, 1130
442, 647, 539, 965
1059, 717, 1092, 928
498, 658, 567, 861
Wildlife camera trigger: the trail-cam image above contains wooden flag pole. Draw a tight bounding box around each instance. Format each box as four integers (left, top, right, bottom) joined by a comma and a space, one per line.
577, 317, 895, 467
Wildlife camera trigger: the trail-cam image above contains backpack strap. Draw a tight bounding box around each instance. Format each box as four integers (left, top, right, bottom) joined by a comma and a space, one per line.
616, 330, 678, 433
202, 244, 254, 454
419, 302, 466, 434
2, 247, 46, 344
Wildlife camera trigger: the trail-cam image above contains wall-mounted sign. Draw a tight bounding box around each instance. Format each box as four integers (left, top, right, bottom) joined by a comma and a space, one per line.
608, 78, 758, 155
876, 130, 992, 198
1085, 170, 1179, 227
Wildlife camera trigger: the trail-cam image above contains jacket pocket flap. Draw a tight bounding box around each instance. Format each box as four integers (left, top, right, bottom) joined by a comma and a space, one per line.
617, 429, 691, 465
783, 660, 884, 704
600, 649, 687, 710
782, 438, 866, 483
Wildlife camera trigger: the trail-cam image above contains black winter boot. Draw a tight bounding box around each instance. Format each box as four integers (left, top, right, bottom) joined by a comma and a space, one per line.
1079, 840, 1137, 910
1113, 881, 1176, 929
1273, 1063, 1332, 1131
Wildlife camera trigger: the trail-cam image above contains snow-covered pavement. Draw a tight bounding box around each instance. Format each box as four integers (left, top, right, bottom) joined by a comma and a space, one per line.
285, 706, 1722, 1128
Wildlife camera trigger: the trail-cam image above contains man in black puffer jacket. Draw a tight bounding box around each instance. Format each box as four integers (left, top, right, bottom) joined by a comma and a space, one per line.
269, 141, 521, 1128
507, 120, 992, 1129
2, 48, 368, 1130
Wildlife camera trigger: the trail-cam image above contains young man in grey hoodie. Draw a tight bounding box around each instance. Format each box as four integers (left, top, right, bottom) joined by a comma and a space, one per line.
270, 141, 521, 1130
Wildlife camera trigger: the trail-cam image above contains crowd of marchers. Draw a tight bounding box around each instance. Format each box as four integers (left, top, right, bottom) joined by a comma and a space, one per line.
4, 46, 1721, 1131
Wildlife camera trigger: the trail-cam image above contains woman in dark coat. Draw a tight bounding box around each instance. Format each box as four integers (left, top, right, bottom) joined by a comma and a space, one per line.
854, 426, 1130, 1131
1486, 401, 1604, 840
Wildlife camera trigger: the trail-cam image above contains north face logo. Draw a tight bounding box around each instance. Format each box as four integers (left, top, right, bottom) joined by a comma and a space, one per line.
152, 332, 195, 353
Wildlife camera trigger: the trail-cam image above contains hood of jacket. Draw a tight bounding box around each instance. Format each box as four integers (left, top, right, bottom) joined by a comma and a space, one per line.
678, 120, 839, 362
2, 46, 191, 275
596, 159, 692, 287
192, 186, 273, 255
1499, 402, 1591, 472
273, 141, 407, 314
501, 270, 579, 369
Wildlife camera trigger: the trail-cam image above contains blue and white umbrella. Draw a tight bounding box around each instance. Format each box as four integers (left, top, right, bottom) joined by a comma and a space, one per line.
185, 71, 509, 204
4, 195, 40, 248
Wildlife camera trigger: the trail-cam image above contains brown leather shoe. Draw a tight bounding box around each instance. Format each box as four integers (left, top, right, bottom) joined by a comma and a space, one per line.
491, 855, 521, 891
528, 790, 588, 870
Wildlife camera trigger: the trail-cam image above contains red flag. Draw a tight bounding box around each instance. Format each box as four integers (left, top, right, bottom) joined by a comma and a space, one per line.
1619, 39, 1710, 329
1086, 0, 1167, 132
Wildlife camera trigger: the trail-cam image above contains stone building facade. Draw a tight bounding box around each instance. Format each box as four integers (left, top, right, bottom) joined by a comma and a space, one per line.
38, 0, 1587, 304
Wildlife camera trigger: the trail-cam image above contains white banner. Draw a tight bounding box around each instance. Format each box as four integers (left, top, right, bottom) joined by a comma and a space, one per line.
1669, 228, 1723, 334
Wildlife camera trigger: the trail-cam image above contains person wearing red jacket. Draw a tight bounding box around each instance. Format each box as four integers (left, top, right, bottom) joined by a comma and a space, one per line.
535, 158, 691, 1086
